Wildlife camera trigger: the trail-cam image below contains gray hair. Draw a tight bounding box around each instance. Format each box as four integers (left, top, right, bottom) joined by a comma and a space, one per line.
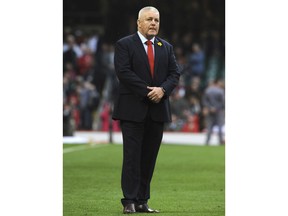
138, 6, 159, 20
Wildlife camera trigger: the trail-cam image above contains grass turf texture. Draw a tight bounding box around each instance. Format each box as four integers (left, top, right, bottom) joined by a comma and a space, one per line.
63, 144, 225, 216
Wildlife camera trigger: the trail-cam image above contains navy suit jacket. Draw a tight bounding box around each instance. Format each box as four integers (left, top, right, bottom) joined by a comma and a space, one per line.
112, 33, 180, 122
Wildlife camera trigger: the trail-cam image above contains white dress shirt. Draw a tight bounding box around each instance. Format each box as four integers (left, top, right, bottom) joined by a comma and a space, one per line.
137, 31, 155, 54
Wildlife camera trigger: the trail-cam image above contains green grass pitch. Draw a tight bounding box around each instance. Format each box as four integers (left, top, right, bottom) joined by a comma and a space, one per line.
63, 144, 225, 216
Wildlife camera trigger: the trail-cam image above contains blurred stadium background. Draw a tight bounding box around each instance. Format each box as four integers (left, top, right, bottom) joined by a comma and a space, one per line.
63, 0, 225, 144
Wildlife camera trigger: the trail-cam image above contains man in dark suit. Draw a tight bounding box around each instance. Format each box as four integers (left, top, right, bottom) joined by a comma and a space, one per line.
112, 6, 180, 214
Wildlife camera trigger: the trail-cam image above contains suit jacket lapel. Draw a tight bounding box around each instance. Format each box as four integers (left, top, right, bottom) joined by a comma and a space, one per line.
132, 34, 151, 74
154, 38, 163, 79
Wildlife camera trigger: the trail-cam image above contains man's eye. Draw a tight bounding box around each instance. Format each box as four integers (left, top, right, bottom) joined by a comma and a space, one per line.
146, 18, 159, 23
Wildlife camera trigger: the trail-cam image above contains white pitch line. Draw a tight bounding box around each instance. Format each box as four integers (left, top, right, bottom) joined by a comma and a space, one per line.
63, 144, 108, 154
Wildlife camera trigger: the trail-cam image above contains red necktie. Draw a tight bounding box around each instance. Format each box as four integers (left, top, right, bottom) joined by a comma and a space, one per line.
146, 40, 154, 77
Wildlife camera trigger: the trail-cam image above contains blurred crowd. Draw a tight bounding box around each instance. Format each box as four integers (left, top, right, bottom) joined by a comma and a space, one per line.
63, 27, 225, 136
63, 29, 119, 135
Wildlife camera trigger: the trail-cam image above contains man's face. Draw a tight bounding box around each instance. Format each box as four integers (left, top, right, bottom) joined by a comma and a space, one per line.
137, 10, 160, 39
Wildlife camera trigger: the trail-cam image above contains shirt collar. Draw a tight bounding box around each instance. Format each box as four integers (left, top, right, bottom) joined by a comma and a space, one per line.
137, 31, 155, 45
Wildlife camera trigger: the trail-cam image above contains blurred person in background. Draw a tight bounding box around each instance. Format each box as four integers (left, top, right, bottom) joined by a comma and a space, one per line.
184, 76, 202, 104
185, 43, 205, 85
202, 79, 225, 145
181, 114, 200, 133
101, 43, 117, 91
186, 95, 203, 131
63, 103, 74, 136
100, 102, 120, 132
77, 44, 94, 76
63, 63, 77, 98
165, 114, 183, 131
170, 89, 190, 125
69, 95, 81, 130
87, 30, 100, 54
78, 81, 99, 130
112, 6, 180, 214
63, 34, 82, 70
187, 95, 201, 116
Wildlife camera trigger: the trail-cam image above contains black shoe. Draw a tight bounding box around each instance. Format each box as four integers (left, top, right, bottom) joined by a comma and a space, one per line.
135, 203, 159, 213
123, 203, 136, 214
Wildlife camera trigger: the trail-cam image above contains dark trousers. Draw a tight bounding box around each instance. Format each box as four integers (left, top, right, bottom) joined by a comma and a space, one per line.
120, 117, 164, 206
